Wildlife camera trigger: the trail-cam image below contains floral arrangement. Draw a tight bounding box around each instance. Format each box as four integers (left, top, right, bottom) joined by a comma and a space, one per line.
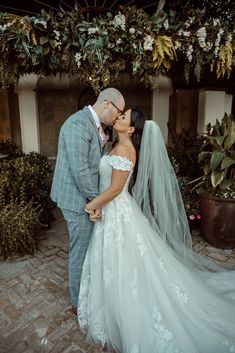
0, 5, 234, 91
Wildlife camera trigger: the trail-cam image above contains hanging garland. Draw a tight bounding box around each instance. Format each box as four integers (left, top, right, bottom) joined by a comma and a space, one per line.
0, 6, 234, 91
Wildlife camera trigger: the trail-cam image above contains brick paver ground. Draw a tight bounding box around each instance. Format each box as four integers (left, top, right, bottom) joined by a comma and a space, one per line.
1, 209, 235, 353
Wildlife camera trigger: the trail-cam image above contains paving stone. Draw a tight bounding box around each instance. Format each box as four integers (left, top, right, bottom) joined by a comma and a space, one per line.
3, 303, 21, 320
0, 211, 234, 353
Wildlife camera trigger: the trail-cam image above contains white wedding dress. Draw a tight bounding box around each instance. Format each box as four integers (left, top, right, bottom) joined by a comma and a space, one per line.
78, 154, 235, 353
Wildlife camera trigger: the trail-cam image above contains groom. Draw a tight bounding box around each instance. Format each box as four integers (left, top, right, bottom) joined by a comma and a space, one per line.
50, 87, 125, 314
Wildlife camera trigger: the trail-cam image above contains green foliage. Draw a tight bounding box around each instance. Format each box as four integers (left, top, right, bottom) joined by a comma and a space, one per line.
0, 151, 53, 223
168, 130, 202, 218
0, 139, 23, 158
0, 145, 53, 258
168, 128, 203, 179
0, 201, 41, 259
0, 5, 234, 91
198, 113, 235, 198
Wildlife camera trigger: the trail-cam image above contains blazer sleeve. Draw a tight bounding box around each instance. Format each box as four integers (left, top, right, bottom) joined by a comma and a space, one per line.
63, 117, 99, 200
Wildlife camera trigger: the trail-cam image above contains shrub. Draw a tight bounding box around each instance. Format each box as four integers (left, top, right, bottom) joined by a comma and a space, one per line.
168, 130, 202, 223
0, 139, 23, 158
0, 152, 53, 225
0, 201, 42, 259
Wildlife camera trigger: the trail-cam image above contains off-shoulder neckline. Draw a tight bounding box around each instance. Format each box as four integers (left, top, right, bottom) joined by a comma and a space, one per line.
107, 154, 134, 167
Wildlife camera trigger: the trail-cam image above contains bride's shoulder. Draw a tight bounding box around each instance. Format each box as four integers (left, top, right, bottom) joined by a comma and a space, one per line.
110, 143, 136, 166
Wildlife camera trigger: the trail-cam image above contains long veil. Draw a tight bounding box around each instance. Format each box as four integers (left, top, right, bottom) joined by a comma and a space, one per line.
132, 120, 229, 272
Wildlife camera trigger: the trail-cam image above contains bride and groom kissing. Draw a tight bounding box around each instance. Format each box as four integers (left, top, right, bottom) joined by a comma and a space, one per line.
51, 88, 235, 353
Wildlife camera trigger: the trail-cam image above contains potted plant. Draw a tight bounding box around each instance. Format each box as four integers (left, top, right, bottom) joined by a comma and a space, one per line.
196, 113, 235, 248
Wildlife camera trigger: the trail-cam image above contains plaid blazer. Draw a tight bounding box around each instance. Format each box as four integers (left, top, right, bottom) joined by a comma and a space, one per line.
50, 106, 102, 213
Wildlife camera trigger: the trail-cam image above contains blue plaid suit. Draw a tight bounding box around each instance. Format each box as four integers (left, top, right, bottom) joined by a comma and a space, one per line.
51, 106, 102, 305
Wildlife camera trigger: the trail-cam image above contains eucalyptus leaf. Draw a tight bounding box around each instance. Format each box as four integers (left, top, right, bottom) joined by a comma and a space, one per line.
43, 46, 50, 55
40, 36, 48, 45
49, 39, 56, 48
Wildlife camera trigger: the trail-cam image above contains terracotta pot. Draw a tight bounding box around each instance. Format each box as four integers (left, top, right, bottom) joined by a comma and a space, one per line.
200, 194, 235, 249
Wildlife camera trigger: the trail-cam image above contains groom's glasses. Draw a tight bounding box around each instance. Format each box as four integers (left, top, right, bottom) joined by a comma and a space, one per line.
104, 100, 124, 116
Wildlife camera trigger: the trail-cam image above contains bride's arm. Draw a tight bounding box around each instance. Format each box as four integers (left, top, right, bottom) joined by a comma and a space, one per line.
85, 167, 131, 212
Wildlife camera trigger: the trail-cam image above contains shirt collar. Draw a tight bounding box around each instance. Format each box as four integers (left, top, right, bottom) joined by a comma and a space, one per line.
88, 105, 100, 128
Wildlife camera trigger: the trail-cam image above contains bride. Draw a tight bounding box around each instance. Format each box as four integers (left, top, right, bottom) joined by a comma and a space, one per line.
77, 108, 235, 353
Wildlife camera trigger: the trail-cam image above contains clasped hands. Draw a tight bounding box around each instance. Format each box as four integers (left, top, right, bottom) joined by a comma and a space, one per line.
84, 206, 102, 222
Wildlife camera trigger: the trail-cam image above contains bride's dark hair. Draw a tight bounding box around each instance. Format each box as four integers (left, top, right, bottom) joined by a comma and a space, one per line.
129, 108, 149, 192
111, 107, 149, 192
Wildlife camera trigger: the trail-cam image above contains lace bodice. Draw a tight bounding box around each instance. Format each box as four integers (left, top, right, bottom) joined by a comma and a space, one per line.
99, 154, 133, 193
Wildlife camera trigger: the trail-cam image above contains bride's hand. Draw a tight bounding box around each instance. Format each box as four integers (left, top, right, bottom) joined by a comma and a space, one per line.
84, 206, 102, 222
89, 208, 102, 222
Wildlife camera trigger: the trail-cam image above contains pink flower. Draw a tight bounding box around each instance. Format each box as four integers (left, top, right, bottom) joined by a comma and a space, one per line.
196, 214, 201, 220
189, 215, 195, 220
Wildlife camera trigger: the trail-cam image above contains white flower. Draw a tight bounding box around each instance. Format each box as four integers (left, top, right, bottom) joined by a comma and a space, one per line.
114, 12, 126, 31
88, 26, 99, 35
54, 40, 62, 48
174, 41, 181, 50
186, 44, 193, 62
203, 42, 213, 52
163, 19, 169, 30
116, 38, 122, 45
75, 52, 82, 68
183, 31, 191, 37
0, 22, 12, 31
214, 28, 224, 56
185, 17, 194, 28
196, 27, 207, 48
107, 43, 115, 49
33, 18, 47, 28
53, 30, 60, 41
0, 24, 7, 32
178, 29, 191, 37
213, 18, 220, 27
129, 27, 135, 34
143, 35, 154, 51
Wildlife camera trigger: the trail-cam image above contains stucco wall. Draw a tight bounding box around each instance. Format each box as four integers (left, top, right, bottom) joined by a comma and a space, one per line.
37, 79, 152, 157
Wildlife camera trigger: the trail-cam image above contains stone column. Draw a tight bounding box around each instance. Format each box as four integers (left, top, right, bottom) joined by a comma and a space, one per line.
17, 74, 39, 153
151, 76, 173, 142
197, 90, 233, 135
